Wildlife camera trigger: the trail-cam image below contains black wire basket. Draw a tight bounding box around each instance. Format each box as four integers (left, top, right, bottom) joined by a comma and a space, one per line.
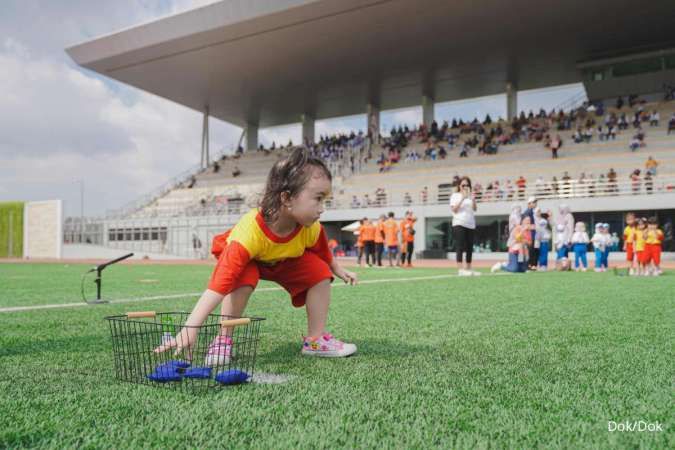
105, 311, 265, 392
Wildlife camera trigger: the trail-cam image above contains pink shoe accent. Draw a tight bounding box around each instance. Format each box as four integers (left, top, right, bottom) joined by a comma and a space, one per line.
301, 332, 355, 357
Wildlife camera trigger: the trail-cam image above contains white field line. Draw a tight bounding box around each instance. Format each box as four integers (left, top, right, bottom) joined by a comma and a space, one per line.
0, 272, 506, 314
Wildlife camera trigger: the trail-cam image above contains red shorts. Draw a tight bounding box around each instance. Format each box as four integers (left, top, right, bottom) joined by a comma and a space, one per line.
643, 244, 662, 265
217, 251, 333, 308
625, 243, 634, 261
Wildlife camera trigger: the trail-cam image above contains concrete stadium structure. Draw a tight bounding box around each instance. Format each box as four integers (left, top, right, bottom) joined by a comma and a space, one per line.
65, 0, 675, 259
67, 0, 675, 151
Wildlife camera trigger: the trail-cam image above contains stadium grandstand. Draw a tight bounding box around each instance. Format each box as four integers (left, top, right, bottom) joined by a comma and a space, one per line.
63, 0, 675, 259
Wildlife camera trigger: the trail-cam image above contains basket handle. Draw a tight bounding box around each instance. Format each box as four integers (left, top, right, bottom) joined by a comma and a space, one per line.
221, 318, 251, 328
126, 311, 156, 319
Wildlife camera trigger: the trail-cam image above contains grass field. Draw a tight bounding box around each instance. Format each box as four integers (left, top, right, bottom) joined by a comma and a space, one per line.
0, 262, 672, 449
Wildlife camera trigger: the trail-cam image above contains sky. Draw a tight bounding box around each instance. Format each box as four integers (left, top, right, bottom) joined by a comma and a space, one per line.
0, 0, 586, 217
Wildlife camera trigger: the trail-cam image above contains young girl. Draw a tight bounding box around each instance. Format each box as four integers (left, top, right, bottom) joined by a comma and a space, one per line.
157, 148, 358, 360
623, 212, 637, 275
571, 222, 590, 271
535, 211, 551, 271
555, 204, 574, 260
634, 217, 648, 276
601, 223, 611, 270
591, 223, 608, 272
491, 216, 531, 273
644, 217, 664, 276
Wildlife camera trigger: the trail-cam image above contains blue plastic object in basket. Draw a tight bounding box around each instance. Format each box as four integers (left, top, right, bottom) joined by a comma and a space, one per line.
147, 369, 182, 382
146, 360, 191, 382
215, 369, 249, 385
156, 360, 191, 371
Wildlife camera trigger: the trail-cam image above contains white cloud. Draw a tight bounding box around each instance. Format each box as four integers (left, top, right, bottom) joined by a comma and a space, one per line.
380, 106, 422, 135
0, 1, 241, 217
315, 114, 366, 140
259, 124, 301, 148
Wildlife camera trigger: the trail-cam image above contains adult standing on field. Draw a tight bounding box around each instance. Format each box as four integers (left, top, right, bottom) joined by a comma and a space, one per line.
383, 212, 400, 266
374, 214, 386, 267
450, 176, 479, 276
359, 218, 376, 267
522, 196, 538, 269
400, 211, 417, 267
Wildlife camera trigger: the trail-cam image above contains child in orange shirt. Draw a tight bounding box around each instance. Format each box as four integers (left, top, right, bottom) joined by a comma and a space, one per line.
156, 148, 358, 359
383, 212, 399, 267
623, 212, 637, 275
643, 216, 664, 276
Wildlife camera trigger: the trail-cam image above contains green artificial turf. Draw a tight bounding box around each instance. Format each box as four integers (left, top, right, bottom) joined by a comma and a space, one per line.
0, 263, 672, 449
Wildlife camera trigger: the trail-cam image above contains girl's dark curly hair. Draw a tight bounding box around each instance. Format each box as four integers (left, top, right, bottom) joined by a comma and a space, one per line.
259, 147, 332, 222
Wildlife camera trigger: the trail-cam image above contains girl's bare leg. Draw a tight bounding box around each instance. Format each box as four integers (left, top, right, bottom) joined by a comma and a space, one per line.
304, 279, 331, 338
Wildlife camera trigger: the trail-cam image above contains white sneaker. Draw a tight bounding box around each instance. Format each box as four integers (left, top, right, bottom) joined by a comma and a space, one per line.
301, 333, 357, 357
458, 269, 472, 276
491, 262, 503, 273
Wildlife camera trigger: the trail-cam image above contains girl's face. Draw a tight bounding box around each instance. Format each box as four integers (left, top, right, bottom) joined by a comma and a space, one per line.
638, 221, 646, 230
626, 215, 635, 225
286, 169, 332, 227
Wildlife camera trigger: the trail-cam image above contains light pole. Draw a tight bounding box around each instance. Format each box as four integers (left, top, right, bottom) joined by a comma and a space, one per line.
75, 179, 84, 243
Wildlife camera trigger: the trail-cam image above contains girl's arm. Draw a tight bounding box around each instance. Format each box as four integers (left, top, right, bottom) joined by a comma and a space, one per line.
309, 225, 357, 285
330, 259, 358, 285
154, 289, 224, 355
156, 240, 253, 354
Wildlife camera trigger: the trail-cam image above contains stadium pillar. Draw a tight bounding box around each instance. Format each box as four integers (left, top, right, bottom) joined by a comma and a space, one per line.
366, 103, 380, 144
200, 107, 210, 168
301, 114, 315, 145
506, 82, 518, 120
422, 95, 435, 127
245, 123, 259, 151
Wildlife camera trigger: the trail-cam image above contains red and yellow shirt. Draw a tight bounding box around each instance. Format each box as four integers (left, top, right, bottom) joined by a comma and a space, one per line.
634, 229, 646, 252
208, 208, 332, 295
623, 225, 636, 245
645, 229, 664, 245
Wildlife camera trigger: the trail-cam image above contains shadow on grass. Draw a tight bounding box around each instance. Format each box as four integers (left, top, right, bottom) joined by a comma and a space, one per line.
0, 334, 109, 358
259, 338, 436, 365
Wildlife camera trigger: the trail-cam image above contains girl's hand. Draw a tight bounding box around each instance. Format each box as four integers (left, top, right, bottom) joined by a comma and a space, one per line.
335, 267, 358, 285
154, 327, 198, 358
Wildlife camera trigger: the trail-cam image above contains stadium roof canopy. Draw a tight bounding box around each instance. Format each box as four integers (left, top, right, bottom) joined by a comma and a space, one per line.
67, 0, 675, 128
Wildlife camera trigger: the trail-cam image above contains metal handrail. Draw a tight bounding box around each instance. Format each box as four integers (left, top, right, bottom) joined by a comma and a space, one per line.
105, 146, 236, 219
113, 174, 674, 217
328, 175, 675, 210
